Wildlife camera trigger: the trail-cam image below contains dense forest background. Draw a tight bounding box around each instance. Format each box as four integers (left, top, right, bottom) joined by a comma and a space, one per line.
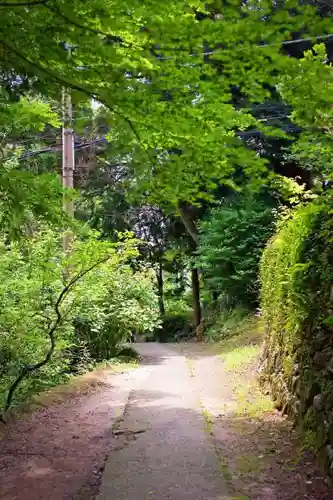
1, 1, 333, 460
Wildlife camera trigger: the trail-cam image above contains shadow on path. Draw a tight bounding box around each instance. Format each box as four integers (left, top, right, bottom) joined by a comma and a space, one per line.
1, 343, 332, 500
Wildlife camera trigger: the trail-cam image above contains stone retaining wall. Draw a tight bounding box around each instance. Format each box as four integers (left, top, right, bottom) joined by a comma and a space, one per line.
259, 200, 333, 475
259, 311, 333, 474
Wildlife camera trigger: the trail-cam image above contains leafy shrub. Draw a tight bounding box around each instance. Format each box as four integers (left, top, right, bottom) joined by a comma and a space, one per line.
260, 200, 326, 372
73, 266, 160, 360
196, 197, 276, 308
0, 229, 159, 411
165, 295, 192, 317
205, 306, 253, 341
115, 345, 140, 362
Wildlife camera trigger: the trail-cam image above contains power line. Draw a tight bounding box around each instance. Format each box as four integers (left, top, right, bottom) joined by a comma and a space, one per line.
158, 33, 333, 60
18, 122, 301, 161
19, 137, 107, 159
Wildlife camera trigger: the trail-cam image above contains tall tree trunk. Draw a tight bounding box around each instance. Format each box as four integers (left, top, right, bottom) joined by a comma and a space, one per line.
178, 204, 202, 337
178, 203, 199, 245
156, 261, 165, 317
191, 267, 201, 329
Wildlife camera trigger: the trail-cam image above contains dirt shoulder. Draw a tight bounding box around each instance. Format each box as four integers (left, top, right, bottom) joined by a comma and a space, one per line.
180, 328, 333, 500
0, 364, 138, 500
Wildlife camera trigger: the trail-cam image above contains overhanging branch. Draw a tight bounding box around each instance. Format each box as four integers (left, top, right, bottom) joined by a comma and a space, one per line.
0, 0, 47, 6
0, 39, 153, 167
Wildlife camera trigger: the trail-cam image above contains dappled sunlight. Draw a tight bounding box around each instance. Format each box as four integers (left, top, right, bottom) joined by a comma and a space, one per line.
223, 344, 260, 372
181, 329, 331, 499
1, 342, 331, 499
1, 0, 333, 499
213, 411, 326, 500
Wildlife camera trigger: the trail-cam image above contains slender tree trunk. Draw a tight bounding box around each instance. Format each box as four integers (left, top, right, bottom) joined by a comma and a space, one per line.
156, 261, 165, 317
191, 267, 201, 328
177, 204, 202, 338
178, 204, 199, 245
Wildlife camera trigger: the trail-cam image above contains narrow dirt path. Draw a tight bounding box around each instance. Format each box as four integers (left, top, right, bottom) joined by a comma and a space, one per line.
98, 342, 333, 499
1, 342, 332, 499
97, 343, 227, 500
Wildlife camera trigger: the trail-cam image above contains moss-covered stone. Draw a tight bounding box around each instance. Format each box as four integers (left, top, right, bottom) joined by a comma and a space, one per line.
314, 350, 332, 369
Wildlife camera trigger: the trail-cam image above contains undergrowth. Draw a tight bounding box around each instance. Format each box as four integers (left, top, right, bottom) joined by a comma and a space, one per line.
205, 307, 259, 342
215, 314, 273, 418
0, 344, 139, 416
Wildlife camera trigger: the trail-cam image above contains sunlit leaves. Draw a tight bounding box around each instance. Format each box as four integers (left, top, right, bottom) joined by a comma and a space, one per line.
2, 1, 332, 207
279, 43, 333, 179
0, 228, 160, 407
196, 197, 276, 307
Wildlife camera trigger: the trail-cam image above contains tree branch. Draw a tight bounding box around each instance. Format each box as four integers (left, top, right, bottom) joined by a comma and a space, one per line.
43, 2, 124, 42
0, 39, 156, 176
178, 203, 199, 245
0, 255, 111, 420
0, 0, 47, 6
0, 39, 93, 96
0, 39, 150, 150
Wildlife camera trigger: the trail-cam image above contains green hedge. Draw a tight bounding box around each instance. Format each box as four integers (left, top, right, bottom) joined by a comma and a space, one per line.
260, 198, 333, 470
260, 201, 325, 382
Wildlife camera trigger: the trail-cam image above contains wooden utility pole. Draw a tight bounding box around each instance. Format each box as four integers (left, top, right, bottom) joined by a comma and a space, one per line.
62, 86, 74, 252
62, 87, 74, 215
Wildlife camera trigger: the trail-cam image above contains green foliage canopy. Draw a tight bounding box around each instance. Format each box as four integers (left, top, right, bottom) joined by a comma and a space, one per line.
279, 44, 333, 182
2, 1, 333, 206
